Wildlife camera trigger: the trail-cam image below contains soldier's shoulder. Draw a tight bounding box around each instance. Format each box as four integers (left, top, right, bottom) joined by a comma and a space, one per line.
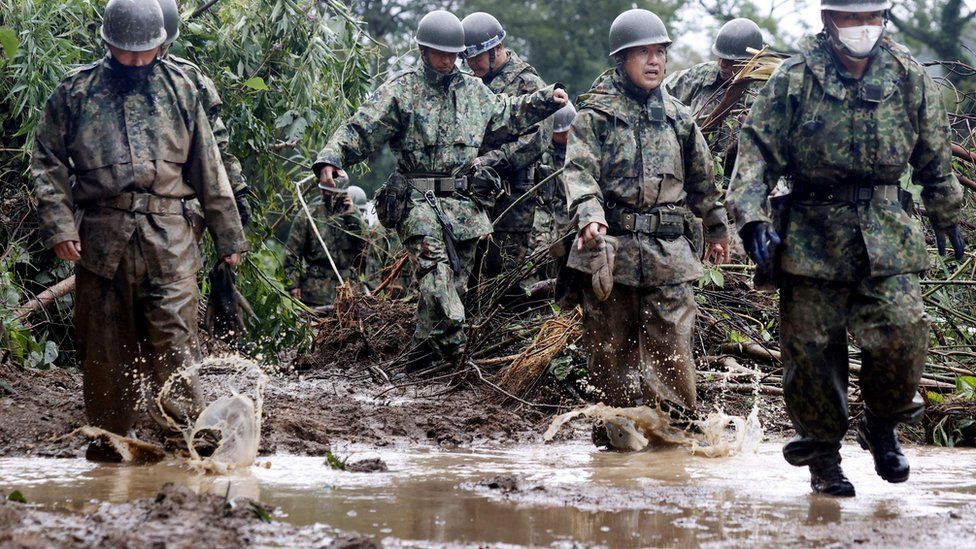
58, 59, 103, 93
880, 39, 925, 73
663, 92, 694, 121
385, 67, 420, 86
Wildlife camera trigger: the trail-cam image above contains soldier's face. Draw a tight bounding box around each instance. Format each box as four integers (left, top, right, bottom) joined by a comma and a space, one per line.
623, 44, 667, 91
718, 58, 737, 81
465, 50, 492, 77
425, 48, 459, 75
107, 44, 160, 67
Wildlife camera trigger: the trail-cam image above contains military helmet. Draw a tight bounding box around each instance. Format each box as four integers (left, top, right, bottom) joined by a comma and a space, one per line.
157, 0, 180, 45
820, 0, 892, 11
608, 9, 671, 57
416, 10, 466, 53
347, 186, 368, 210
461, 12, 506, 59
552, 102, 577, 133
712, 18, 763, 60
101, 0, 168, 52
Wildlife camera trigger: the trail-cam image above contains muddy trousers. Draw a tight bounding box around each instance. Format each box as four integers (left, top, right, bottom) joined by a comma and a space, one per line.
404, 234, 478, 360
75, 238, 203, 436
582, 282, 697, 409
779, 274, 927, 466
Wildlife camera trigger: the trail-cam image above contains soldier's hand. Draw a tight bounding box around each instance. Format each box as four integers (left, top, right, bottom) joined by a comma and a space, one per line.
741, 221, 781, 268
289, 288, 302, 299
553, 88, 569, 107
704, 240, 731, 265
54, 240, 82, 262
318, 164, 339, 189
578, 222, 607, 251
224, 253, 242, 267
934, 223, 966, 261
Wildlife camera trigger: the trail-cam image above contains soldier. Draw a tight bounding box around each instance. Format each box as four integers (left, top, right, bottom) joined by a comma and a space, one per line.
664, 18, 765, 171
313, 10, 568, 369
461, 12, 553, 285
31, 0, 247, 460
563, 9, 730, 447
156, 0, 251, 227
285, 186, 368, 307
727, 0, 965, 497
530, 102, 577, 283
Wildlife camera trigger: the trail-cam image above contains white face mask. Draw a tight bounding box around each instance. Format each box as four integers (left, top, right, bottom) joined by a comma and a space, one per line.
835, 24, 883, 58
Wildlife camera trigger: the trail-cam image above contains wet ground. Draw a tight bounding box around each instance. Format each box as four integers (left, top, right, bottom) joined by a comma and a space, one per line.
3, 441, 976, 547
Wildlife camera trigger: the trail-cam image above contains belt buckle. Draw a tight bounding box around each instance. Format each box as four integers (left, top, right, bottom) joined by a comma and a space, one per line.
855, 186, 874, 202
635, 213, 652, 233
454, 177, 467, 193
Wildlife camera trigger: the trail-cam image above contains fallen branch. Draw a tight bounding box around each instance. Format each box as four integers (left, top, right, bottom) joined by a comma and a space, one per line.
14, 275, 76, 322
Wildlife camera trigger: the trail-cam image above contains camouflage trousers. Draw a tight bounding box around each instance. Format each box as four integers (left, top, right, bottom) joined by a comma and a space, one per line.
780, 273, 928, 466
404, 234, 478, 361
582, 282, 698, 409
75, 235, 203, 435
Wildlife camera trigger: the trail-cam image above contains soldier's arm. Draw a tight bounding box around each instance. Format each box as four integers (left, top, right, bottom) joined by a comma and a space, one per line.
31, 87, 78, 249
190, 68, 248, 196
726, 65, 795, 230
486, 83, 564, 136
682, 119, 728, 242
663, 67, 693, 106
563, 110, 607, 230
485, 75, 554, 172
313, 82, 402, 175
911, 70, 963, 228
185, 98, 249, 258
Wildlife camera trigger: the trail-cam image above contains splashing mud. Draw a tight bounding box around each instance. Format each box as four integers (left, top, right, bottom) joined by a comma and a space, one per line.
544, 403, 763, 456
65, 426, 165, 464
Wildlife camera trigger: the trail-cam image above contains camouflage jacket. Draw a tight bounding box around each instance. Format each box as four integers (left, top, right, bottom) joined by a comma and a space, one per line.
564, 69, 728, 287
538, 141, 571, 232
664, 61, 764, 157
284, 197, 368, 304
313, 63, 564, 242
32, 55, 247, 282
727, 34, 963, 281
480, 52, 553, 232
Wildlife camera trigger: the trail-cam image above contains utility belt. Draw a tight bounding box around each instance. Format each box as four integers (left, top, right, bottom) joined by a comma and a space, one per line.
408, 175, 470, 196
605, 204, 688, 238
93, 192, 186, 215
790, 181, 904, 206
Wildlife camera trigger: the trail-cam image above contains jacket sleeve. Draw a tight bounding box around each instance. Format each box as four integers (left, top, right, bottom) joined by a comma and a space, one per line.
313, 81, 402, 175
726, 63, 796, 232
486, 74, 554, 173
197, 72, 248, 195
184, 97, 249, 257
682, 118, 728, 242
911, 69, 963, 229
562, 109, 607, 229
663, 67, 694, 106
486, 83, 563, 136
31, 86, 78, 249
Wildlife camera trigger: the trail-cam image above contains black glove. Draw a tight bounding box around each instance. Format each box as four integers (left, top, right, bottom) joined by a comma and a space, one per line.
741, 221, 781, 269
234, 190, 251, 227
933, 220, 966, 261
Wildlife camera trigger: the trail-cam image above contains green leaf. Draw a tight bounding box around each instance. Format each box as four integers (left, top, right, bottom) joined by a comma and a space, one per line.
7, 490, 26, 503
711, 268, 725, 288
249, 501, 272, 522
927, 391, 945, 404
0, 27, 18, 60
243, 76, 269, 91
956, 376, 976, 401
324, 451, 348, 470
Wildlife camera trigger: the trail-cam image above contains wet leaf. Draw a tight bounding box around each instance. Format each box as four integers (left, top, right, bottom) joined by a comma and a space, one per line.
324, 451, 348, 470
249, 501, 272, 522
243, 76, 269, 91
927, 391, 945, 404
0, 27, 18, 60
956, 376, 976, 401
7, 490, 26, 503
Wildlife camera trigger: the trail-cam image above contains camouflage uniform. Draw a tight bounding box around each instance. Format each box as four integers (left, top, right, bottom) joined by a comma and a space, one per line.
32, 55, 248, 435
664, 61, 764, 167
284, 197, 368, 306
476, 52, 553, 279
565, 69, 728, 409
528, 140, 569, 279
363, 224, 414, 295
727, 34, 963, 466
313, 63, 563, 359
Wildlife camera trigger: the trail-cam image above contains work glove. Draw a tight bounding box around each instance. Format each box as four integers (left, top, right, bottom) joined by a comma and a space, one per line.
932, 219, 966, 261
587, 234, 618, 301
741, 221, 781, 270
234, 189, 251, 227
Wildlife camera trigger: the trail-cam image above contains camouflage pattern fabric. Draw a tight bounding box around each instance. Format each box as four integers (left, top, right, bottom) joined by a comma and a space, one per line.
314, 61, 563, 359
726, 34, 963, 465
564, 69, 728, 288
32, 54, 247, 434
284, 196, 368, 306
363, 223, 414, 294
528, 141, 569, 281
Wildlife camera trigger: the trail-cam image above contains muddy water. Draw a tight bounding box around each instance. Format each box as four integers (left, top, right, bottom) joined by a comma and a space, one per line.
2, 442, 975, 547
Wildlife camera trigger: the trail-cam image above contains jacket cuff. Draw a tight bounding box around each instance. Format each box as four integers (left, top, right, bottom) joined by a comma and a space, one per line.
577, 198, 607, 229
702, 207, 730, 243
46, 231, 80, 249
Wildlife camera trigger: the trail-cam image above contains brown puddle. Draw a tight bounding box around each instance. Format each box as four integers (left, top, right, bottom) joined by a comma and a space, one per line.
2, 442, 976, 547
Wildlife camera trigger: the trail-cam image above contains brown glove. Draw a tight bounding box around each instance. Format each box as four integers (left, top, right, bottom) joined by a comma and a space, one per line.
586, 234, 617, 301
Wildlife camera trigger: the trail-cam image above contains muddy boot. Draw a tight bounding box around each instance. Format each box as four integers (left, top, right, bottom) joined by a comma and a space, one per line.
591, 421, 612, 450
856, 417, 910, 483
192, 428, 222, 458
86, 440, 123, 463
397, 342, 439, 374
809, 456, 855, 497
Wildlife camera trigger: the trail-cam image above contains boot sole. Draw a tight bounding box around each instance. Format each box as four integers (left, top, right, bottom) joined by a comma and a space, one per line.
856, 429, 910, 484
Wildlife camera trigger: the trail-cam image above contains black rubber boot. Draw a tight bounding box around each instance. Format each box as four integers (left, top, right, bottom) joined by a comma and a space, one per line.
809, 456, 855, 497
591, 421, 612, 449
856, 416, 910, 483
86, 440, 123, 463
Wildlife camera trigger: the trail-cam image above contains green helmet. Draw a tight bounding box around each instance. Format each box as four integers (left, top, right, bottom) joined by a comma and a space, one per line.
608, 9, 671, 57
553, 102, 577, 133
347, 185, 368, 211
712, 18, 763, 60
461, 12, 506, 59
416, 10, 466, 54
157, 0, 180, 45
820, 0, 892, 11
101, 0, 168, 52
